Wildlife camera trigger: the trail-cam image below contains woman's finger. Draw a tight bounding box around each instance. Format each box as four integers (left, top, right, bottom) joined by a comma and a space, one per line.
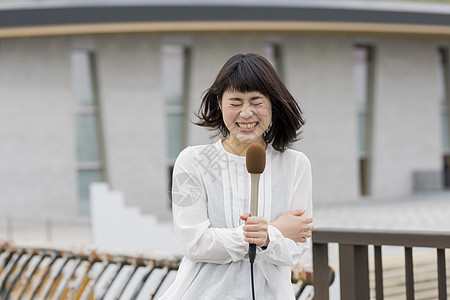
240, 213, 251, 221
243, 224, 268, 233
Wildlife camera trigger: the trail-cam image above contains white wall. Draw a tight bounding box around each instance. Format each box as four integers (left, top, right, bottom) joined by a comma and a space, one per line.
285, 36, 360, 203
0, 37, 78, 219
371, 38, 442, 198
97, 34, 168, 217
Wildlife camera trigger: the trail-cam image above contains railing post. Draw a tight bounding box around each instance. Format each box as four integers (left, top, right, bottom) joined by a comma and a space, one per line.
312, 242, 329, 300
374, 245, 384, 300
339, 244, 370, 300
437, 248, 446, 300
404, 247, 414, 300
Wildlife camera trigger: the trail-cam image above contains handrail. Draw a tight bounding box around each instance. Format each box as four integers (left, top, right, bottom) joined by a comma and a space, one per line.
313, 228, 450, 248
312, 228, 450, 300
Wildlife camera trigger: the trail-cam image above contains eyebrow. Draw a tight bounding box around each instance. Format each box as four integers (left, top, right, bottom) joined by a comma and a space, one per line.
228, 95, 263, 101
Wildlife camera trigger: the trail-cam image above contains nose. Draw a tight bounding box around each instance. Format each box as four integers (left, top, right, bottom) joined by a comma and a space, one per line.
240, 104, 254, 118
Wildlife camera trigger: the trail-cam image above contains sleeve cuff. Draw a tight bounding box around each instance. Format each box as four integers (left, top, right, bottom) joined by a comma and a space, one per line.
258, 225, 284, 253
234, 224, 249, 252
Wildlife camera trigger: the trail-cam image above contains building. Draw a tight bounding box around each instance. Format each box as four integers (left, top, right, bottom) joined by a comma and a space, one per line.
0, 0, 449, 222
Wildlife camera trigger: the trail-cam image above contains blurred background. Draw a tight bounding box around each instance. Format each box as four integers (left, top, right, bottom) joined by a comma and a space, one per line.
1, 0, 450, 298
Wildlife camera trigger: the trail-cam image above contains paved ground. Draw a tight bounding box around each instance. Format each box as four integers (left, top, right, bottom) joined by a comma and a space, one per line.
314, 191, 450, 232
303, 191, 450, 263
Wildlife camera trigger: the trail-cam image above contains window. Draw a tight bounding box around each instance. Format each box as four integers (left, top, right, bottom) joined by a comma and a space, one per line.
72, 50, 107, 215
354, 45, 375, 196
162, 45, 190, 204
438, 47, 450, 188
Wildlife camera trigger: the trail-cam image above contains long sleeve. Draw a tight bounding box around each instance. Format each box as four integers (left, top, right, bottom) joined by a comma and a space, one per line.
259, 152, 313, 266
171, 147, 248, 264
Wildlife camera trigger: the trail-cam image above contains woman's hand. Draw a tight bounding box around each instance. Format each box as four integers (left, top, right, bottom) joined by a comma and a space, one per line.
240, 214, 269, 247
270, 209, 313, 243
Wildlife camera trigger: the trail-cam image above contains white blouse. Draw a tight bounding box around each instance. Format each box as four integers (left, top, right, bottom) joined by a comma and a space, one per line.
159, 140, 312, 300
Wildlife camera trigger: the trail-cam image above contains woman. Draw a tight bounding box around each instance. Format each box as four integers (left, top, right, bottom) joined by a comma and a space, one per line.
160, 53, 313, 299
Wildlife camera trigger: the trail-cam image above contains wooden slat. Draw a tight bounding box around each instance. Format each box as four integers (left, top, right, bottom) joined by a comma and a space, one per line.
405, 247, 414, 300
312, 243, 329, 300
339, 244, 370, 300
355, 245, 370, 300
437, 248, 447, 300
374, 245, 384, 300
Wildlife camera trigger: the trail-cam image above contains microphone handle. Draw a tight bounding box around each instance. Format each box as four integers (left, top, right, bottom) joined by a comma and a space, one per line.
249, 173, 260, 264
250, 174, 260, 216
249, 244, 256, 264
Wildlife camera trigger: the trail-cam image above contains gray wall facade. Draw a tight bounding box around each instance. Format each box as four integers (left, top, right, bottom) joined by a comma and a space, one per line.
0, 32, 445, 221
95, 34, 167, 216
371, 39, 442, 198
0, 37, 78, 220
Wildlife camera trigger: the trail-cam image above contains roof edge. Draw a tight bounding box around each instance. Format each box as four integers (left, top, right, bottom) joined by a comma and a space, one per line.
2, 20, 450, 38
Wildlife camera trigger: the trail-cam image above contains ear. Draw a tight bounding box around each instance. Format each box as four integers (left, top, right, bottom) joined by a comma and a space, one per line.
218, 97, 222, 111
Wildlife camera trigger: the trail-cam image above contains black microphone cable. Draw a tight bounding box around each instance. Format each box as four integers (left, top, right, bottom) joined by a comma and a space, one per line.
249, 244, 256, 300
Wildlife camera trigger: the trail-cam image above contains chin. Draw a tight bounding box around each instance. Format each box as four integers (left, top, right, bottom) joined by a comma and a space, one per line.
236, 134, 261, 144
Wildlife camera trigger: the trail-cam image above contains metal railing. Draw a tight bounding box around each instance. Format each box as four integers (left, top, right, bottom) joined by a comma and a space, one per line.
0, 242, 317, 299
312, 228, 450, 300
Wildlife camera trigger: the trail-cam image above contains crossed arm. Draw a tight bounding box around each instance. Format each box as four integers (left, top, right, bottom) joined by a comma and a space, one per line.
240, 209, 314, 248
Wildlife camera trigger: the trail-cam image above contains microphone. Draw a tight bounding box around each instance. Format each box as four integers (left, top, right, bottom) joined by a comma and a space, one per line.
245, 143, 266, 264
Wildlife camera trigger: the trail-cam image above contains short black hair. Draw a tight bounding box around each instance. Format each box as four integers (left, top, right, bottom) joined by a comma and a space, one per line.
195, 53, 305, 152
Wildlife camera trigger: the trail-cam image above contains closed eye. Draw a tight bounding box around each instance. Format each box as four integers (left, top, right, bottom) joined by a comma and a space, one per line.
229, 100, 243, 107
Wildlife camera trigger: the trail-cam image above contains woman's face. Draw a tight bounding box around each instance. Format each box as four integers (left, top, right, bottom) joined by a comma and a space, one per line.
220, 89, 272, 145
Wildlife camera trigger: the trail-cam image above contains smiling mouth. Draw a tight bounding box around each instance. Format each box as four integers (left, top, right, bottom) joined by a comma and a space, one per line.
236, 122, 258, 129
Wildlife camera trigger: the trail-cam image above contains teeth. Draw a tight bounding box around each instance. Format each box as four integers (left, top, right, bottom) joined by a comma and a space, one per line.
237, 123, 257, 129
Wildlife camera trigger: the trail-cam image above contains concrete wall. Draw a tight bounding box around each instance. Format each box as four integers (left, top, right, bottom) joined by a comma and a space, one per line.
371, 38, 442, 198
96, 34, 168, 216
285, 35, 360, 203
0, 37, 78, 219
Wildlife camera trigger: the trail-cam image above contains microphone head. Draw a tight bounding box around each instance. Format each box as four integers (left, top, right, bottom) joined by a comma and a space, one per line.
246, 143, 266, 174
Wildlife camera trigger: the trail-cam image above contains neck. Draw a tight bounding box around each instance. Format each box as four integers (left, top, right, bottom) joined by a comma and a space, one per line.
222, 137, 266, 156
